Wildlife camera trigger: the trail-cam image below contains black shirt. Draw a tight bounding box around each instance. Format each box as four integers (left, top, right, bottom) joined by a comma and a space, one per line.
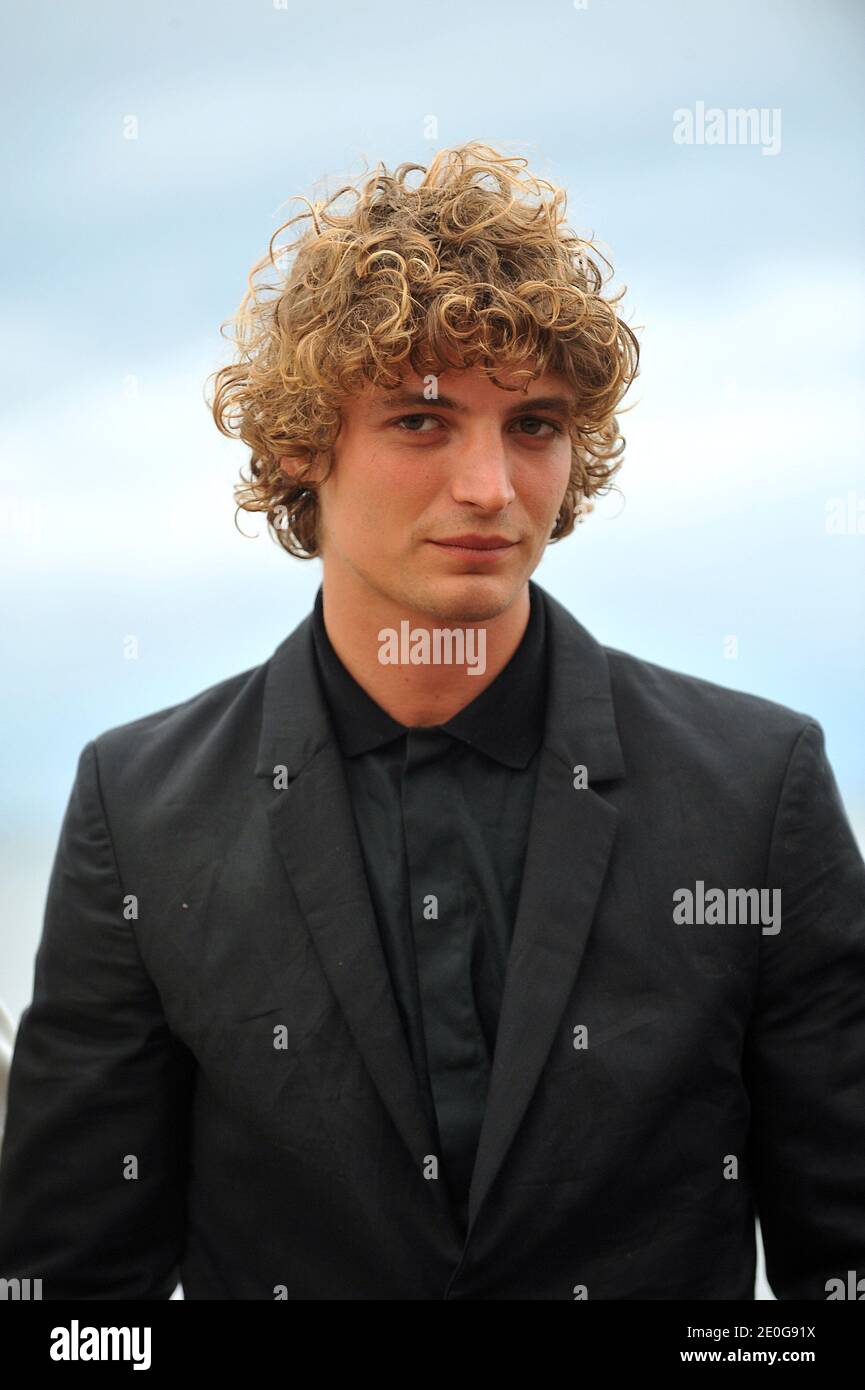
310, 582, 548, 1231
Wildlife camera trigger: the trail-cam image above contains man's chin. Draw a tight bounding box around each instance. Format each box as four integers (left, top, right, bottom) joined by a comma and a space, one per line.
406, 571, 527, 625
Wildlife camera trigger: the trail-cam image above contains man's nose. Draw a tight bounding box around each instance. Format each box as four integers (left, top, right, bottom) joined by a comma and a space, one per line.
449, 427, 517, 511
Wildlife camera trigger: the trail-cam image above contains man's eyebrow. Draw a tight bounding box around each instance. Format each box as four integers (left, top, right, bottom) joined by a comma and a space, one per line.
373, 390, 576, 418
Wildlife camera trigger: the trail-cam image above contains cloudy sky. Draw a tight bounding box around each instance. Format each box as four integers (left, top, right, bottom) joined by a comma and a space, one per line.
1, 0, 863, 1028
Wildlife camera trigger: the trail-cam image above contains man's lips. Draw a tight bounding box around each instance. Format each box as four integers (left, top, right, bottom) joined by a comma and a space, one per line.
428, 534, 519, 551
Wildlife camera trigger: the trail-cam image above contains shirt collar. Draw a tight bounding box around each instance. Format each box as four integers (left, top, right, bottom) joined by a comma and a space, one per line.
310, 581, 548, 769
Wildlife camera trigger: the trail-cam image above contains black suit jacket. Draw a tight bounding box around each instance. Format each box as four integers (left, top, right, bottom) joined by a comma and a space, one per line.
1, 581, 863, 1300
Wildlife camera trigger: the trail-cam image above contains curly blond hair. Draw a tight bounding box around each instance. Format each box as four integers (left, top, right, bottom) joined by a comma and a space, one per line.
207, 141, 640, 559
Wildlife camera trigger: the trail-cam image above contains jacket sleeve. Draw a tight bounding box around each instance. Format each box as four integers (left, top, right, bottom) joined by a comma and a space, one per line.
744, 719, 865, 1299
0, 739, 195, 1298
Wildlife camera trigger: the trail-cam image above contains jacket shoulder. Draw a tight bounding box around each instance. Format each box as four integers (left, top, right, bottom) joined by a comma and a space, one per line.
603, 644, 815, 737
538, 583, 817, 751
87, 658, 269, 799
600, 644, 819, 792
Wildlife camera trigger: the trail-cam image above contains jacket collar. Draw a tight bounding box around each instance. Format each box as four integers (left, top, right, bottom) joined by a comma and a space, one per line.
255, 578, 624, 784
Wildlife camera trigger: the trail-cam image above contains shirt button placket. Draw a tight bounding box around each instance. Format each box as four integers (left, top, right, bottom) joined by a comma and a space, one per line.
401, 729, 489, 1214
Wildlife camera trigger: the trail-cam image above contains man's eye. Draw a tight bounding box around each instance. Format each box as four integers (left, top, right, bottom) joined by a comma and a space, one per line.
513, 416, 560, 437
394, 414, 440, 432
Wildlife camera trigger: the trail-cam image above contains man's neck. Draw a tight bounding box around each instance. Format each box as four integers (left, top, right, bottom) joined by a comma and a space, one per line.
318, 574, 532, 727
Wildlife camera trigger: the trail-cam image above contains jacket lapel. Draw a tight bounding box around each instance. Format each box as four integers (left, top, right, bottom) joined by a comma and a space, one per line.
254, 614, 457, 1233
465, 584, 626, 1230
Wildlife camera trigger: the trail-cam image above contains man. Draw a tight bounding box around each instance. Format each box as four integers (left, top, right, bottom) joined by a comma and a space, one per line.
1, 142, 863, 1300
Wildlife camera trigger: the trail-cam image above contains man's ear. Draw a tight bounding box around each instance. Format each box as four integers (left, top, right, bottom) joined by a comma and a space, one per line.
277, 452, 324, 486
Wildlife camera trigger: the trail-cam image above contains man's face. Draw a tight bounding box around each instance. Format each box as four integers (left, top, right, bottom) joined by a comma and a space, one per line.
296, 363, 575, 623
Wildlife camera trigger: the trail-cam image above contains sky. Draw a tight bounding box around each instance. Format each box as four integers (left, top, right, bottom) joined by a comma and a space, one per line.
2, 0, 863, 999
1, 0, 862, 1305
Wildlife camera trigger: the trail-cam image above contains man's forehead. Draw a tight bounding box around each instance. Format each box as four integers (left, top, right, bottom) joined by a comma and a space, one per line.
356, 364, 573, 411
